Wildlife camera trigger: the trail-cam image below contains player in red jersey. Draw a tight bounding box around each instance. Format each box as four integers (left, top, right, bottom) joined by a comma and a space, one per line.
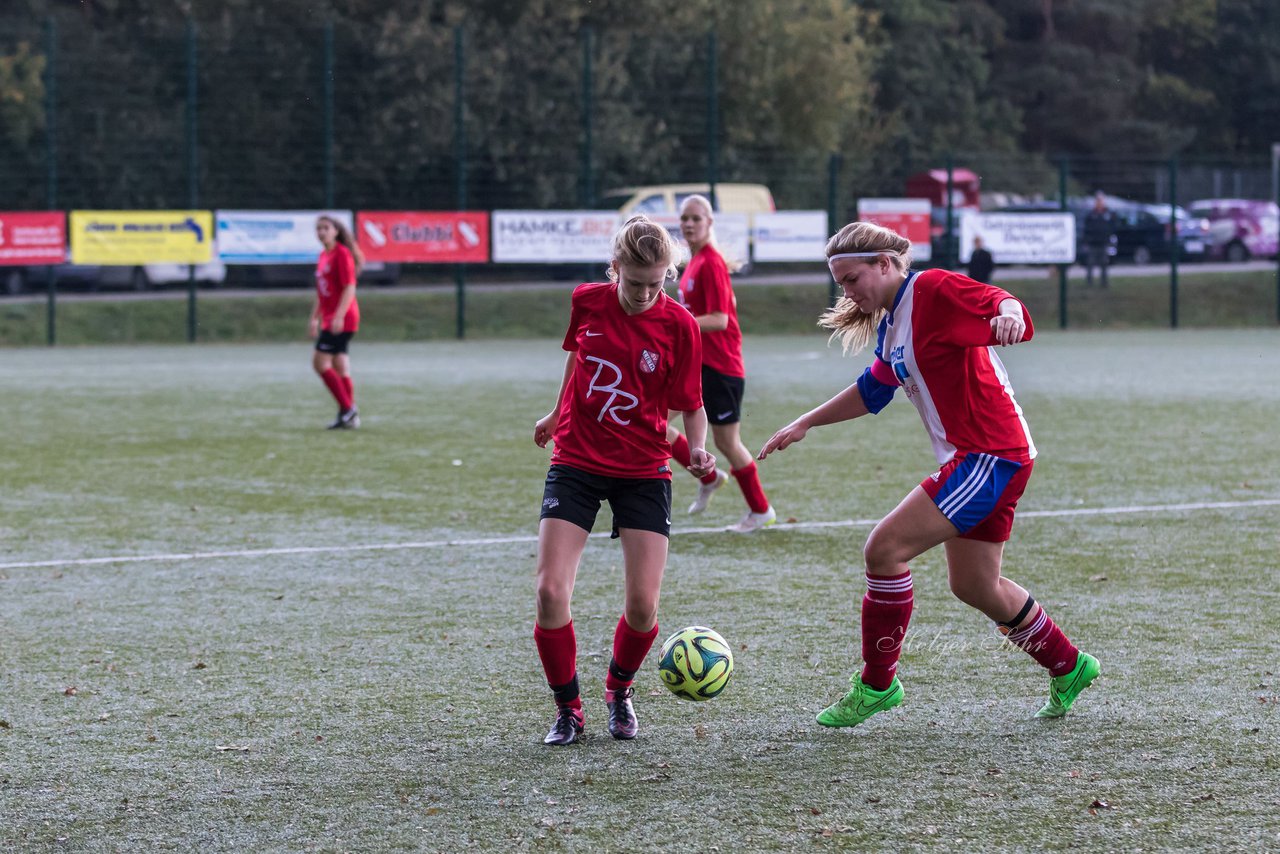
759, 221, 1098, 728
665, 195, 776, 533
309, 215, 363, 429
532, 215, 716, 745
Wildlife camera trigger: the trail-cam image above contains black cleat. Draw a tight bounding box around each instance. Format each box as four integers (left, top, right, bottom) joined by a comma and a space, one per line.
543, 706, 584, 746
605, 686, 637, 740
328, 407, 360, 430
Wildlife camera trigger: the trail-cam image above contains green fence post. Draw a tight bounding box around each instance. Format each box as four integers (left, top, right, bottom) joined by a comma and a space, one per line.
186, 18, 199, 344
44, 16, 57, 347
1169, 158, 1178, 330
323, 21, 334, 209
944, 153, 955, 270
827, 152, 841, 307
580, 27, 594, 208
454, 25, 467, 341
706, 30, 718, 210
1058, 157, 1069, 330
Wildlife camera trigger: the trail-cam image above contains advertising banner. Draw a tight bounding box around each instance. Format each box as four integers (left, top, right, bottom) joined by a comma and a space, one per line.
491, 211, 620, 263
0, 211, 65, 265
357, 211, 489, 263
70, 211, 213, 265
751, 211, 828, 262
959, 212, 1076, 264
216, 210, 352, 264
649, 213, 750, 271
857, 198, 933, 261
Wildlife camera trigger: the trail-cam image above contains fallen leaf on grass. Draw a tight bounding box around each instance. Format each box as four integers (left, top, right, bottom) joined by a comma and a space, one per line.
809, 807, 822, 816
986, 768, 1003, 775
693, 724, 707, 739
786, 517, 799, 524
1089, 574, 1108, 582
1191, 794, 1216, 803
866, 796, 881, 804
63, 687, 77, 696
1089, 800, 1111, 810
0, 720, 10, 729
192, 662, 207, 670
1068, 770, 1081, 778
424, 807, 441, 816
215, 745, 250, 752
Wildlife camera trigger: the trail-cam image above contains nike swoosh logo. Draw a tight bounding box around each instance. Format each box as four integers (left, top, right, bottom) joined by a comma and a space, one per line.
585, 331, 603, 337
716, 410, 734, 420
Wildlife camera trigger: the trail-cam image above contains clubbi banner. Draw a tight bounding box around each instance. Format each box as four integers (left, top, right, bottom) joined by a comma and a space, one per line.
216, 210, 352, 264
70, 211, 213, 265
491, 211, 620, 263
857, 198, 933, 261
0, 212, 65, 265
960, 212, 1076, 264
357, 212, 489, 263
752, 211, 828, 262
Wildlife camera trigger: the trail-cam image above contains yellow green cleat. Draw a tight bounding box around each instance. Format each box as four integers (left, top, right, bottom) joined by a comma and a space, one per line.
816, 675, 904, 728
1035, 652, 1100, 718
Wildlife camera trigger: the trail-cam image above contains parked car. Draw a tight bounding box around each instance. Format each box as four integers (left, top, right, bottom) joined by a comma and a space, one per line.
3, 259, 226, 295
597, 183, 776, 217
993, 197, 1207, 264
1140, 204, 1211, 263
1186, 199, 1279, 261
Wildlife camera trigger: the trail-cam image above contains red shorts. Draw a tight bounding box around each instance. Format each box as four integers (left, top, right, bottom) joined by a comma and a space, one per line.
920, 452, 1034, 543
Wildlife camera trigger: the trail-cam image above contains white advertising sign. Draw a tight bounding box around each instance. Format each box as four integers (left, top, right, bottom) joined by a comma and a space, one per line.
651, 213, 750, 271
959, 212, 1076, 264
216, 210, 353, 264
491, 211, 620, 263
751, 211, 828, 262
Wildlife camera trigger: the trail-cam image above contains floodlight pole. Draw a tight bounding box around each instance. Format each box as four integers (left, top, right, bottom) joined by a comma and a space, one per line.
1058, 157, 1069, 330
186, 19, 199, 344
454, 26, 467, 340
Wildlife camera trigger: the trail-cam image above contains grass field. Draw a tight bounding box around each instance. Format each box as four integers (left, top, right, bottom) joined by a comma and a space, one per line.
2, 330, 1279, 851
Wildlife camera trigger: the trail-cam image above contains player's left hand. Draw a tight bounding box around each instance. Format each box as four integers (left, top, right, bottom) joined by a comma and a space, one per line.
688, 448, 716, 479
329, 319, 345, 335
990, 312, 1025, 346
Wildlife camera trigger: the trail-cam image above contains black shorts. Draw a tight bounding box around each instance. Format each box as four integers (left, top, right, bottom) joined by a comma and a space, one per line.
315, 330, 354, 354
540, 464, 672, 538
701, 365, 745, 425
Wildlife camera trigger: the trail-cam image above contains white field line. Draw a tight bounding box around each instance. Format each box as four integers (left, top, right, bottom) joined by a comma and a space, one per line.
1, 498, 1277, 572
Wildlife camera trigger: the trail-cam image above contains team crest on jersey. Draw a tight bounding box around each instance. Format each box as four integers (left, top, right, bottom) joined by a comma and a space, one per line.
639, 349, 659, 374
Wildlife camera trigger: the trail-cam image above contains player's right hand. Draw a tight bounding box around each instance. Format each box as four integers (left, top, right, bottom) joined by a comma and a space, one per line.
757, 420, 808, 460
308, 318, 320, 338
533, 412, 558, 448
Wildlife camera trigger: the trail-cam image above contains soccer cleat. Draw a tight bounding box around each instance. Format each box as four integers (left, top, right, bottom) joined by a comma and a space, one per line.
816, 675, 904, 728
543, 705, 584, 746
1035, 651, 1100, 718
726, 505, 776, 534
687, 469, 729, 515
605, 686, 638, 740
340, 407, 361, 429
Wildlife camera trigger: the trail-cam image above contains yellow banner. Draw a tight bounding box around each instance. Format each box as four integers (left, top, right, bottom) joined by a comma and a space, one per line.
70, 211, 214, 265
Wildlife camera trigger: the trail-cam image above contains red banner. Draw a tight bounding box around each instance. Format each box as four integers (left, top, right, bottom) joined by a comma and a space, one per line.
0, 211, 66, 265
357, 211, 489, 263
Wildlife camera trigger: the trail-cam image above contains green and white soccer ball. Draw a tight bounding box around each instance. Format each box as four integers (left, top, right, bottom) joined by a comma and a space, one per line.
657, 626, 734, 701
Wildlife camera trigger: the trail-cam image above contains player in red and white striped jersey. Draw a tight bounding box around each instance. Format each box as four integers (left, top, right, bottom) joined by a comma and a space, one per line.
759, 220, 1099, 728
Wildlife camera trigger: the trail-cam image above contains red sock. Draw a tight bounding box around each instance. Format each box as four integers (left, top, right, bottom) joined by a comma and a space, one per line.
534, 621, 582, 709
860, 571, 913, 690
605, 615, 659, 691
731, 462, 770, 514
320, 368, 353, 411
1006, 606, 1080, 677
670, 433, 717, 484
340, 374, 354, 406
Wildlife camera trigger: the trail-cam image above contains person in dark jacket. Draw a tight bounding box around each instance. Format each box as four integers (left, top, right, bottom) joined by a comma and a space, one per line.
967, 236, 994, 284
1082, 193, 1116, 288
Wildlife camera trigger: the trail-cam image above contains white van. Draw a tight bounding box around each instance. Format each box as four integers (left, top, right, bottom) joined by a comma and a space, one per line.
598, 183, 776, 216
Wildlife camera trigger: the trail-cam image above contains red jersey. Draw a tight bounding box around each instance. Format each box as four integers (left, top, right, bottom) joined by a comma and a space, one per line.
315, 243, 359, 332
550, 282, 703, 479
678, 244, 744, 378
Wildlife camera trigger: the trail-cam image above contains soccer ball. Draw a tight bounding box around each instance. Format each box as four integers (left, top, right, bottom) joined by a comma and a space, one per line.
657, 626, 734, 701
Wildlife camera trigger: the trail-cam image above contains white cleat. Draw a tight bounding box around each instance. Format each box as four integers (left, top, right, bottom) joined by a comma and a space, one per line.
726, 505, 776, 534
687, 469, 729, 515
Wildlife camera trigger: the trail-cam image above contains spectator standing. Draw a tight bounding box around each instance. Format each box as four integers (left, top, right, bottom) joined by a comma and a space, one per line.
967, 235, 994, 284
1082, 193, 1116, 288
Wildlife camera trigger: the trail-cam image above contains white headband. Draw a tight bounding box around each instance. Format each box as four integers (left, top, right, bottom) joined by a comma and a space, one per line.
828, 251, 898, 263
